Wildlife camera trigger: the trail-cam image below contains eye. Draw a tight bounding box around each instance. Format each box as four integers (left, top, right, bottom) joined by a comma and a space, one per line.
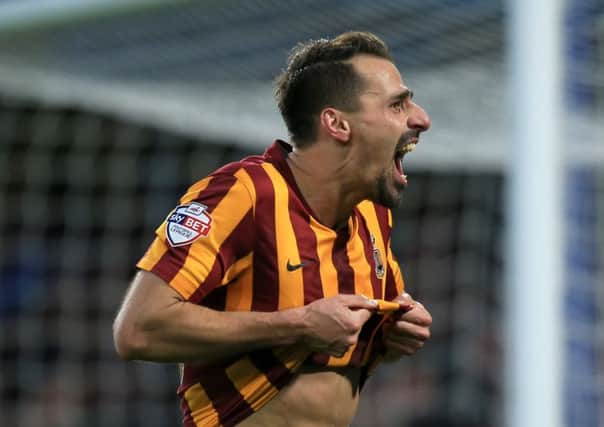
390, 100, 404, 112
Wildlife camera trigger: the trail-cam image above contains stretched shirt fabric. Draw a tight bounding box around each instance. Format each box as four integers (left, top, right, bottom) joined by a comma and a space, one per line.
137, 140, 405, 427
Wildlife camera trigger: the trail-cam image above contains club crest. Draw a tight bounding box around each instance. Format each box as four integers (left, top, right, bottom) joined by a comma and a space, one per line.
370, 233, 385, 279
165, 202, 212, 247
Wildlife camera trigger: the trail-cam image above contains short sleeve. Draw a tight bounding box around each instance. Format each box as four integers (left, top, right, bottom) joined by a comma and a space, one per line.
137, 170, 254, 302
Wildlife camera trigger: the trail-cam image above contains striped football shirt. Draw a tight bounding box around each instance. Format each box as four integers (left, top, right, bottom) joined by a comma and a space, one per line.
137, 140, 405, 427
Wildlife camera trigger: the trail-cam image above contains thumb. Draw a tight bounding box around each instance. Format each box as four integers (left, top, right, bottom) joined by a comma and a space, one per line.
394, 292, 415, 311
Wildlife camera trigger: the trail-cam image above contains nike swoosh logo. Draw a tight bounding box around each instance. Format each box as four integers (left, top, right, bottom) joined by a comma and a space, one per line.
286, 259, 314, 271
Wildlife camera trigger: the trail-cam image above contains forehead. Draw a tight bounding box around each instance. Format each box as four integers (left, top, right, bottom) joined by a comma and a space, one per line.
349, 54, 406, 94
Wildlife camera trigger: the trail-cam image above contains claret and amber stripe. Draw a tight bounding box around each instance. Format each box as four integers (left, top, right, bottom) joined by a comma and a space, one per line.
261, 163, 306, 311
137, 141, 406, 427
244, 163, 280, 312
356, 213, 384, 299
180, 346, 308, 426
287, 198, 322, 305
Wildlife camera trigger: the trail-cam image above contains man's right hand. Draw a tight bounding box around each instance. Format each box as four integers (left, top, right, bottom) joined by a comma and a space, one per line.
298, 295, 377, 357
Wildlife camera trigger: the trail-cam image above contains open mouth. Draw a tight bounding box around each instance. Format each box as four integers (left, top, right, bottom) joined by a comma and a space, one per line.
394, 143, 416, 186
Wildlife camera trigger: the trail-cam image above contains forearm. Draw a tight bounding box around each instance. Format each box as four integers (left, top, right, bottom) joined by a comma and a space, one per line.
114, 271, 379, 364
113, 272, 305, 364
146, 304, 303, 363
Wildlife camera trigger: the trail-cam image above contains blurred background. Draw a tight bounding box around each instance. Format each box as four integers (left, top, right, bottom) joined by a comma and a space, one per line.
0, 0, 602, 426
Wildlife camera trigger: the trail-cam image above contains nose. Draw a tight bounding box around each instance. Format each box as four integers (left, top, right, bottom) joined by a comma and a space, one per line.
408, 102, 431, 131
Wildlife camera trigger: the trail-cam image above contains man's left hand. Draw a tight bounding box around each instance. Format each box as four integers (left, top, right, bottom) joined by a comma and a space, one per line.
382, 293, 432, 359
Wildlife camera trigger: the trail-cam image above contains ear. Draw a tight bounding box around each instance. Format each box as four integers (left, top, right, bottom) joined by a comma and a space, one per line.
319, 108, 351, 143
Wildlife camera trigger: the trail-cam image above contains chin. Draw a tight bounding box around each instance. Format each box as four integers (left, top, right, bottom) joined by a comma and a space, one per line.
380, 193, 403, 209
374, 175, 403, 208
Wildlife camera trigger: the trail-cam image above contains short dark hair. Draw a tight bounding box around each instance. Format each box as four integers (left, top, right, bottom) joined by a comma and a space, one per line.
274, 31, 393, 147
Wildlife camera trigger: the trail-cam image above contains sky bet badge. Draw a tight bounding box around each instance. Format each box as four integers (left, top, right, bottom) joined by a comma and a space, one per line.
165, 202, 212, 247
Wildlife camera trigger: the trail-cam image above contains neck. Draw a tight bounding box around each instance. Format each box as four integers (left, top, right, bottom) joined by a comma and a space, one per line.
286, 141, 366, 229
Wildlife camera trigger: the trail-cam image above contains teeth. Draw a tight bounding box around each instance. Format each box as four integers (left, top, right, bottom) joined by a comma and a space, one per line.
395, 143, 416, 181
402, 143, 416, 153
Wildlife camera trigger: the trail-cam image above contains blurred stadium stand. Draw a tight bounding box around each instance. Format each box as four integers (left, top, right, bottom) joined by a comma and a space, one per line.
0, 1, 602, 426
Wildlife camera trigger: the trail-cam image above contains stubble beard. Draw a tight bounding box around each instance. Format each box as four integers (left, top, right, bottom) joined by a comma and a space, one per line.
374, 173, 403, 209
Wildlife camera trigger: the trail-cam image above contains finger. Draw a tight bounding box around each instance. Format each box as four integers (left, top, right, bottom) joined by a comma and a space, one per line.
339, 294, 379, 310
398, 305, 432, 327
386, 320, 431, 341
391, 293, 415, 312
395, 292, 414, 305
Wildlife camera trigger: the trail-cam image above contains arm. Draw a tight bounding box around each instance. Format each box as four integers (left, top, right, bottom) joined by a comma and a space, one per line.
113, 270, 377, 364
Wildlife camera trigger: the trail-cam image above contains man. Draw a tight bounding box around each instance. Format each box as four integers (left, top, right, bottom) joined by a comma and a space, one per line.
113, 31, 432, 427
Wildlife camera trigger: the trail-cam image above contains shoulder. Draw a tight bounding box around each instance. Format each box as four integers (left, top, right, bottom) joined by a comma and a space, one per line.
178, 159, 255, 207
180, 154, 284, 208
218, 155, 290, 200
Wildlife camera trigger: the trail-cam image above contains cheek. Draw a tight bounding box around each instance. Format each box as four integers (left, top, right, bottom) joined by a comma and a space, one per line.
386, 113, 406, 132
355, 116, 398, 164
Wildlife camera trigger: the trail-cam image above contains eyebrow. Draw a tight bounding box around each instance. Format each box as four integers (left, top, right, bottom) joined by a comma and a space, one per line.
390, 89, 414, 102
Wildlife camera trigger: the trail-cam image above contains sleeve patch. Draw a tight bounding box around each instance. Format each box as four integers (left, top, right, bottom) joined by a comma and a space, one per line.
166, 202, 212, 247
